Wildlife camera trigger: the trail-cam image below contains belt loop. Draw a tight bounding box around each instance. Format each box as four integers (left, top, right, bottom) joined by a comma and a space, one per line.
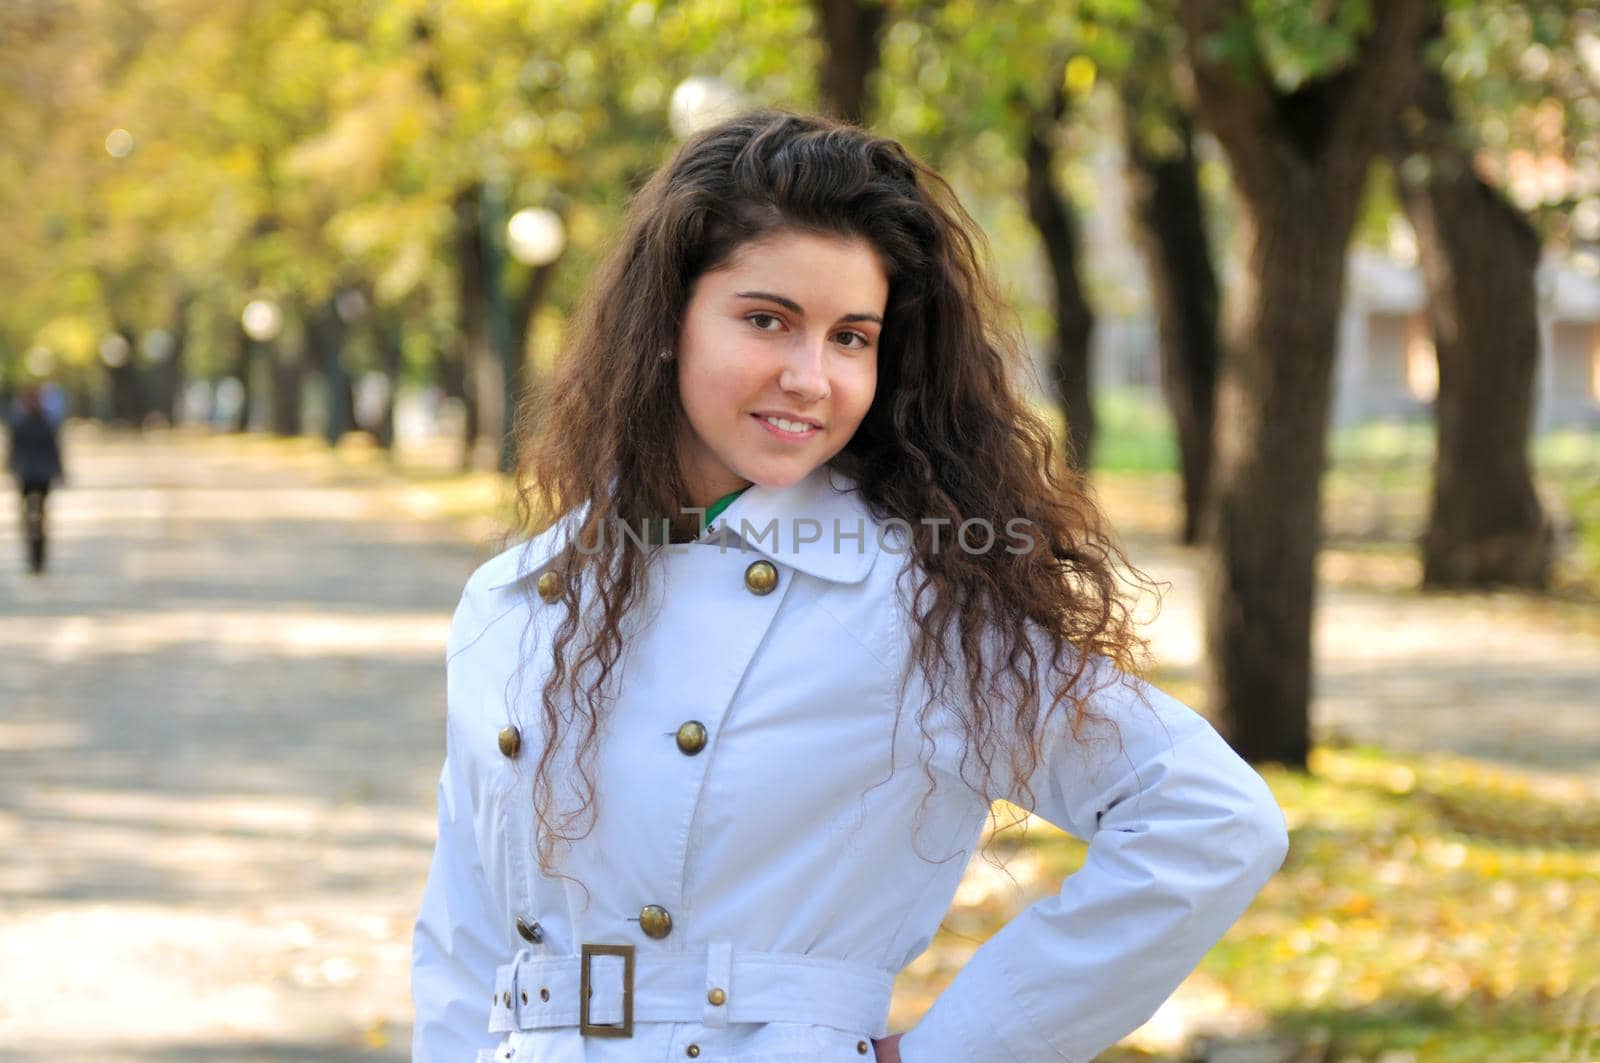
703, 941, 733, 1028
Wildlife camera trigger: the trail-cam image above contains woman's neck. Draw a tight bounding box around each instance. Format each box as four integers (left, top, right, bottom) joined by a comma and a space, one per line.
684, 479, 752, 515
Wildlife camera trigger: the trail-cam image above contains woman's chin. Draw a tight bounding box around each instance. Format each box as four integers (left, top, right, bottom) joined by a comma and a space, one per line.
738, 461, 823, 490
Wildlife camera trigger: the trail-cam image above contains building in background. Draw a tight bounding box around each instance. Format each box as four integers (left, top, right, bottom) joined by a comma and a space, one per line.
1085, 243, 1600, 433
1334, 247, 1600, 430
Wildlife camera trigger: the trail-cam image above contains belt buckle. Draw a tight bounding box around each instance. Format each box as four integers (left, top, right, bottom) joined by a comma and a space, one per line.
579, 943, 634, 1038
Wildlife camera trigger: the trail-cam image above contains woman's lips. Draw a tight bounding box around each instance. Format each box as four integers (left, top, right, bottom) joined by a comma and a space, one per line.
751, 413, 820, 441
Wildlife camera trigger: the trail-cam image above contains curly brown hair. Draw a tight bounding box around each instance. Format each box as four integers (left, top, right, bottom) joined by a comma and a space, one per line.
503, 107, 1158, 882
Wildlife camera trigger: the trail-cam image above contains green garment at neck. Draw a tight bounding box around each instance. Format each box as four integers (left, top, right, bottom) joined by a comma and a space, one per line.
640, 484, 751, 546
703, 484, 751, 526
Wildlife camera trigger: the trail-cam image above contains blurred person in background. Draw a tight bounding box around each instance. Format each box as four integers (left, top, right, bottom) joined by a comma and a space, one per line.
6, 383, 65, 574
39, 379, 68, 426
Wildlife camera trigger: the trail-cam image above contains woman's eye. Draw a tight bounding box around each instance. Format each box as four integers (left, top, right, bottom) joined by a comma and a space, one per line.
747, 313, 870, 349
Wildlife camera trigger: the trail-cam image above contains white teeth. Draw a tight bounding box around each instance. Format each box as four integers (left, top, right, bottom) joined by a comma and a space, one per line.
762, 415, 814, 433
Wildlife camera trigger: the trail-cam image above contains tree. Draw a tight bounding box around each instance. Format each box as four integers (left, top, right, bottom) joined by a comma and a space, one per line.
814, 0, 886, 124
1020, 73, 1098, 469
1177, 0, 1430, 766
877, 4, 1123, 468
1394, 57, 1552, 589
1389, 0, 1600, 588
1116, 14, 1222, 544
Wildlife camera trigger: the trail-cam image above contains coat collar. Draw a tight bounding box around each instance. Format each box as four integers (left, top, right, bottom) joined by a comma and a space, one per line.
485, 464, 884, 590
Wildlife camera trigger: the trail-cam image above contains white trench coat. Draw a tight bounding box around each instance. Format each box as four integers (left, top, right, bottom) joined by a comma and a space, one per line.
411, 465, 1289, 1063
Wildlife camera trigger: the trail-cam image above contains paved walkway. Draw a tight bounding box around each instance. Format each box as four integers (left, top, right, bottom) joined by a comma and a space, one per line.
0, 428, 1594, 1060
0, 427, 483, 1061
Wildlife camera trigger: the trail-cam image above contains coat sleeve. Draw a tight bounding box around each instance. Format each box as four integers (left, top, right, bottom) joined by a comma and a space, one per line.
411, 586, 508, 1062
896, 656, 1289, 1063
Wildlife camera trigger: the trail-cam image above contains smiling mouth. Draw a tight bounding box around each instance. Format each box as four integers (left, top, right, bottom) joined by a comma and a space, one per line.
752, 413, 821, 436
752, 413, 819, 435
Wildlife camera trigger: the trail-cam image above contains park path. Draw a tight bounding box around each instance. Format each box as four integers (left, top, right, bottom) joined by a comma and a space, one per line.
0, 426, 484, 1061
0, 427, 1595, 1061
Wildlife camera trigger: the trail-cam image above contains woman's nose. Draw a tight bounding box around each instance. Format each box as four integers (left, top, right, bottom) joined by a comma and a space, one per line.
778, 339, 830, 400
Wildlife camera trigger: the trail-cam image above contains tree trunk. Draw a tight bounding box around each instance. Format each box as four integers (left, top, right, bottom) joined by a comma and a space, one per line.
70, 381, 93, 422
505, 258, 557, 471
1022, 79, 1096, 470
1120, 97, 1221, 545
1202, 200, 1351, 767
339, 366, 357, 443
813, 0, 885, 125
232, 325, 254, 433
103, 361, 139, 427
1179, 0, 1429, 767
161, 296, 192, 427
454, 185, 487, 469
106, 327, 144, 427
1393, 68, 1551, 588
375, 310, 404, 454
307, 296, 354, 446
270, 349, 303, 436
141, 296, 191, 426
270, 313, 304, 437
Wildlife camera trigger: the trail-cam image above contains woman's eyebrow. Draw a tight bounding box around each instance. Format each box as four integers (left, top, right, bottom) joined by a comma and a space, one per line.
733, 289, 883, 325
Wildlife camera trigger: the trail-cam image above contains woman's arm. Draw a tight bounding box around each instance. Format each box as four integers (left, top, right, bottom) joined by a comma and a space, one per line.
411, 585, 511, 1062
410, 728, 505, 1061
896, 659, 1289, 1063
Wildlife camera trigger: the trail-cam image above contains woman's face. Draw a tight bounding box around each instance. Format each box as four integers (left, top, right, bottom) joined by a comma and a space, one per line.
674, 230, 887, 507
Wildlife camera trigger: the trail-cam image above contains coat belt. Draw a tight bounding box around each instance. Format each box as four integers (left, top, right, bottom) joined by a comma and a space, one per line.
489, 942, 894, 1039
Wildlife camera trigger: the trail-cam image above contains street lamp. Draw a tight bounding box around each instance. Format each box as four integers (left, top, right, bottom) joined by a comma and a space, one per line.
140, 329, 175, 364
98, 333, 130, 368
241, 299, 283, 342
484, 205, 567, 472
105, 128, 134, 158
335, 288, 368, 325
324, 288, 369, 445
236, 299, 283, 433
507, 208, 565, 266
669, 76, 742, 138
99, 333, 134, 424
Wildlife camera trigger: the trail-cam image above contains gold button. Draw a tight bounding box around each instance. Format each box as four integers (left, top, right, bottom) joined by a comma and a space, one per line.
706, 986, 726, 1006
857, 1041, 870, 1054
686, 1047, 700, 1059
743, 559, 778, 595
539, 987, 549, 1001
537, 570, 562, 603
497, 726, 522, 759
639, 904, 673, 939
515, 916, 542, 943
675, 720, 707, 755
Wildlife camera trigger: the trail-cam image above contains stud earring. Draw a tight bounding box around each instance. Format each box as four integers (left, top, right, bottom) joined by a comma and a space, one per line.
658, 348, 673, 362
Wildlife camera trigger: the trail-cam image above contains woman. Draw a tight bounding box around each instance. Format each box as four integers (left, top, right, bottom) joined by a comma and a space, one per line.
412, 109, 1288, 1063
